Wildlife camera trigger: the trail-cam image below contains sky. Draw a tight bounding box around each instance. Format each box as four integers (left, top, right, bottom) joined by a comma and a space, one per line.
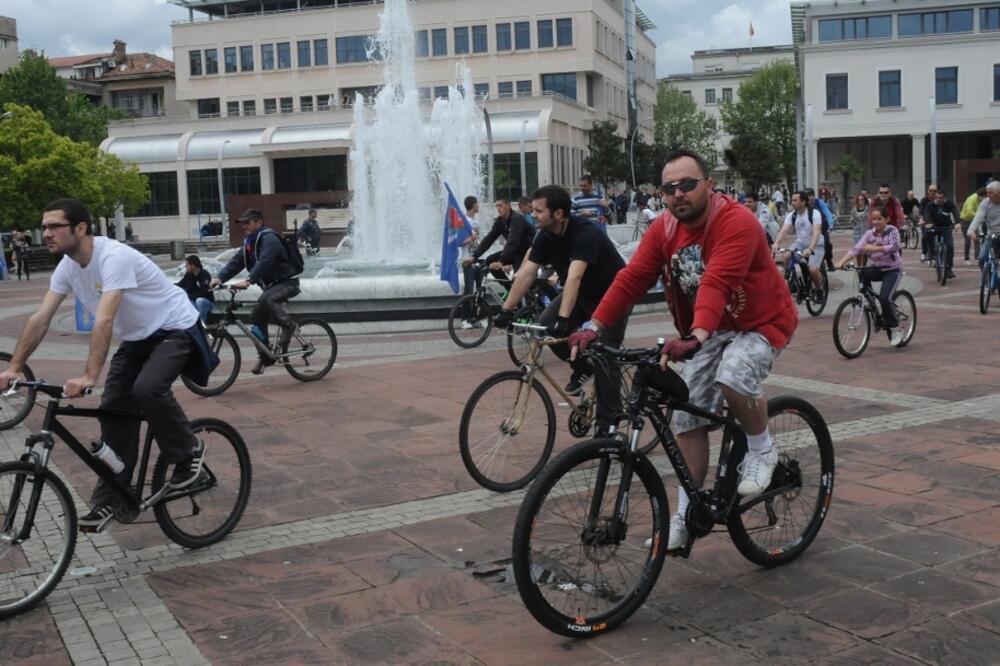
0, 0, 795, 76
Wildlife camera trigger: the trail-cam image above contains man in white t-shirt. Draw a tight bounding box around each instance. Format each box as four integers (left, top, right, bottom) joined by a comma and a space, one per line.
0, 199, 205, 532
772, 190, 825, 295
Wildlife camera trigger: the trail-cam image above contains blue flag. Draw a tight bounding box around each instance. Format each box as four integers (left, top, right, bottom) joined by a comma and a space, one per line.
439, 182, 473, 294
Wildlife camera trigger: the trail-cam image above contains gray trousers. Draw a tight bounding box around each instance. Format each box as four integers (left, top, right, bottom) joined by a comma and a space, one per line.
251, 280, 300, 331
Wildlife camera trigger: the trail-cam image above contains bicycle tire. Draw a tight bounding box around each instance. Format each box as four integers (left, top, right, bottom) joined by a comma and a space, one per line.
891, 290, 917, 348
936, 241, 947, 286
506, 304, 543, 368
805, 268, 829, 316
282, 319, 337, 382
0, 462, 77, 619
727, 396, 834, 567
832, 297, 870, 359
182, 329, 241, 397
980, 267, 992, 315
0, 353, 37, 431
459, 370, 556, 492
908, 225, 920, 250
152, 418, 252, 549
512, 439, 669, 637
447, 294, 494, 349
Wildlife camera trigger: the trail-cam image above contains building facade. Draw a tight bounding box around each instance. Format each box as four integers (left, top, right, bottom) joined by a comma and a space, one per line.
794, 0, 1000, 201
0, 16, 17, 74
103, 0, 657, 240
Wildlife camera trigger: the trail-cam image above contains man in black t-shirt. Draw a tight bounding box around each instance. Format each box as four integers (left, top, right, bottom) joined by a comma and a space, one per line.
463, 195, 534, 281
495, 185, 628, 432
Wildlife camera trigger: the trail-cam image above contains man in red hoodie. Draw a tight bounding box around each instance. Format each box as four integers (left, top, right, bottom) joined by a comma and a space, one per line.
570, 149, 799, 552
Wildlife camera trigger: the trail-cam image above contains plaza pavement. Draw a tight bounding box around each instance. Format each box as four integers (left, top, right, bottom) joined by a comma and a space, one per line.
2, 243, 1000, 665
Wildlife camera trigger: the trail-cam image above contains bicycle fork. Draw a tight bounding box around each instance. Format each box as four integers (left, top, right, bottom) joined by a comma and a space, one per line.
583, 427, 642, 548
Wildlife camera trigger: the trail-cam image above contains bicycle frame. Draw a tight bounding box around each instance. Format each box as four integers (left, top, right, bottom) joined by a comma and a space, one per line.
508, 326, 593, 429
212, 289, 312, 363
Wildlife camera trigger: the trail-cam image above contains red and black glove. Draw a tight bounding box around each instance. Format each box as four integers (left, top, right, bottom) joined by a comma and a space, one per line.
568, 328, 599, 355
663, 336, 702, 362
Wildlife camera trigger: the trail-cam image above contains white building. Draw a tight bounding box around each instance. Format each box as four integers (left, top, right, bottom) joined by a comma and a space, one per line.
103, 0, 658, 240
0, 16, 17, 74
794, 0, 1000, 202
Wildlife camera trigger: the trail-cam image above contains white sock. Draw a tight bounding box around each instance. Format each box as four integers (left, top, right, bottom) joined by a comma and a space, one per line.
677, 487, 690, 518
746, 429, 773, 455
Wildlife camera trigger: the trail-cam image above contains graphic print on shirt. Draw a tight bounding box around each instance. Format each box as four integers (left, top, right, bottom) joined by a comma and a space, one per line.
670, 244, 704, 302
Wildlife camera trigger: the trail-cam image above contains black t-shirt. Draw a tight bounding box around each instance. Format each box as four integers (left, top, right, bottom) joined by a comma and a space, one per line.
902, 197, 919, 216
530, 217, 625, 305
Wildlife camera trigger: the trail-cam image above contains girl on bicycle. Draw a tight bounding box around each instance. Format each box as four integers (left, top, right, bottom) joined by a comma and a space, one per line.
834, 206, 905, 346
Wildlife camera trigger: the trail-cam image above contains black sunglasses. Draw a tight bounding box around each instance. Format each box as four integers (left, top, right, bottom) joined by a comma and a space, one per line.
661, 178, 704, 195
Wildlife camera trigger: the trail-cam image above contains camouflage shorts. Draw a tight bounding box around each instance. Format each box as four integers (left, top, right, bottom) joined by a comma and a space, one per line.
672, 330, 780, 435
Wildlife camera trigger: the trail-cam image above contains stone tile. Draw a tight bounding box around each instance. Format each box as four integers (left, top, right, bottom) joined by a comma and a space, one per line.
625, 635, 766, 666
940, 549, 1000, 587
866, 530, 987, 566
800, 587, 934, 639
872, 569, 999, 614
816, 643, 925, 665
320, 617, 479, 666
650, 584, 783, 633
879, 617, 1000, 666
737, 565, 852, 609
806, 545, 923, 585
186, 608, 328, 665
927, 507, 1000, 546
721, 611, 857, 664
0, 607, 71, 665
859, 471, 938, 495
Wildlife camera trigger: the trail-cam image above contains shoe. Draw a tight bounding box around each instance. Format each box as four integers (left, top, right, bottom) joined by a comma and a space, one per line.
965, 259, 973, 265
644, 511, 690, 552
460, 320, 474, 330
920, 254, 927, 262
564, 370, 592, 397
168, 440, 206, 490
947, 270, 957, 279
277, 324, 297, 346
737, 446, 779, 497
79, 504, 115, 532
477, 319, 489, 329
251, 354, 276, 375
889, 327, 905, 347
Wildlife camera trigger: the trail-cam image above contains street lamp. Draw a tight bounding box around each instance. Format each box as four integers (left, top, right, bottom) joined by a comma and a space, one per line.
216, 139, 232, 223
629, 115, 655, 191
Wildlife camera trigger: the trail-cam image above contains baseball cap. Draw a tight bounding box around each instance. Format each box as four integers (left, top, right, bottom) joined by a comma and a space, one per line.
236, 208, 263, 222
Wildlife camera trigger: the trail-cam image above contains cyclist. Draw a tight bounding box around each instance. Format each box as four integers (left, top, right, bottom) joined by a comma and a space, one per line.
0, 199, 208, 531
211, 208, 302, 374
569, 149, 798, 552
772, 190, 825, 299
968, 181, 1000, 267
923, 189, 961, 279
744, 193, 780, 244
494, 185, 627, 427
833, 206, 906, 346
806, 188, 836, 271
462, 195, 533, 283
176, 254, 214, 323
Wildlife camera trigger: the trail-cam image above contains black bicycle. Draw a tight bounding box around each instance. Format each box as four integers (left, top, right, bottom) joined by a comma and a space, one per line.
979, 233, 1000, 315
0, 380, 252, 619
512, 342, 834, 637
0, 352, 35, 431
184, 286, 337, 396
924, 224, 951, 286
777, 248, 829, 316
832, 265, 916, 358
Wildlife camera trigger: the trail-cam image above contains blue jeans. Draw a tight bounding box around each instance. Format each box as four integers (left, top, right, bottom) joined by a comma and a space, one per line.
194, 297, 214, 324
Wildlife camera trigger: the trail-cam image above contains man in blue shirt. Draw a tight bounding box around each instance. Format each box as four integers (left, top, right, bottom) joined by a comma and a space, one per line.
517, 197, 537, 227
807, 188, 837, 271
571, 175, 610, 233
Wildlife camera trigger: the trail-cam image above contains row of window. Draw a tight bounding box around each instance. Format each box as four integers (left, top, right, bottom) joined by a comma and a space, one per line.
818, 7, 999, 42
414, 19, 572, 58
824, 65, 1000, 110
189, 40, 329, 75
690, 87, 733, 105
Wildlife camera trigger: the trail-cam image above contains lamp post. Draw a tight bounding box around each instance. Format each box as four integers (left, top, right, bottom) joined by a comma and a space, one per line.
216, 139, 232, 226
629, 115, 655, 190
483, 104, 494, 202
519, 119, 529, 198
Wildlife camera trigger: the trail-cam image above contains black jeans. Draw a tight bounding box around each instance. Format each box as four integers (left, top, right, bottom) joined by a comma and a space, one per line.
94, 331, 197, 503
922, 228, 954, 269
859, 267, 900, 328
251, 280, 300, 332
538, 294, 630, 431
821, 225, 834, 268
14, 253, 28, 280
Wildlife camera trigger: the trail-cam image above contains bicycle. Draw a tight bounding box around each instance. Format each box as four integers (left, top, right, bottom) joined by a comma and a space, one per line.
299, 239, 321, 258
979, 233, 1000, 315
511, 342, 834, 637
776, 248, 828, 316
458, 323, 659, 492
0, 380, 252, 619
899, 213, 921, 251
0, 353, 36, 431
832, 265, 916, 358
924, 225, 951, 286
183, 286, 338, 397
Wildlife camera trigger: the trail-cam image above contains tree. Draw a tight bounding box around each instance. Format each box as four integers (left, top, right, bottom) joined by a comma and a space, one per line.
720, 61, 798, 191
649, 83, 720, 183
583, 120, 629, 191
827, 154, 865, 202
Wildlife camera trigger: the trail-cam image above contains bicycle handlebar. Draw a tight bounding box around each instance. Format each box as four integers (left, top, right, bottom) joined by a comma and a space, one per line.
5, 380, 93, 400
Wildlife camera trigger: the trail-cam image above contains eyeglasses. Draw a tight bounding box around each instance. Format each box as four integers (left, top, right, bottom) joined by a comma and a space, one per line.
661, 178, 704, 195
41, 223, 73, 232
878, 190, 890, 195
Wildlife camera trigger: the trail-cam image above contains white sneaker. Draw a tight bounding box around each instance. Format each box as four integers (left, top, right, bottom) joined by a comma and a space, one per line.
737, 446, 778, 497
920, 254, 927, 262
460, 320, 474, 330
477, 319, 489, 329
965, 259, 973, 266
644, 511, 689, 551
889, 327, 905, 347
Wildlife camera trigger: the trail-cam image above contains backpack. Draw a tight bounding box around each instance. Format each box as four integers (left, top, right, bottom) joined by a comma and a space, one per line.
280, 232, 305, 275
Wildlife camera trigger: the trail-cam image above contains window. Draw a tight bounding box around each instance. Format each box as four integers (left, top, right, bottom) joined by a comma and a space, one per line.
243, 100, 256, 116
538, 20, 553, 48
586, 73, 594, 106
474, 82, 489, 98
197, 98, 220, 117
277, 42, 291, 69
721, 87, 732, 103
492, 152, 538, 201
453, 27, 469, 55
274, 156, 347, 193
705, 88, 716, 104
497, 23, 512, 51
205, 48, 218, 75
418, 87, 431, 102
263, 98, 277, 114
226, 101, 240, 117
556, 18, 573, 46
340, 85, 381, 105
280, 97, 293, 113
300, 95, 314, 112
415, 30, 429, 57
982, 7, 1000, 30
297, 40, 311, 67
879, 70, 901, 107
681, 90, 692, 97
541, 73, 576, 101
826, 74, 848, 110
517, 80, 532, 97
818, 15, 891, 42
434, 86, 449, 100
136, 172, 179, 217
314, 39, 328, 66
432, 28, 447, 56
994, 64, 1000, 101
261, 44, 274, 70
337, 35, 372, 63
936, 67, 958, 104
472, 25, 488, 53
240, 45, 254, 71
224, 47, 237, 73
514, 22, 531, 50
189, 50, 202, 76
187, 168, 261, 215
899, 10, 974, 36
498, 81, 514, 97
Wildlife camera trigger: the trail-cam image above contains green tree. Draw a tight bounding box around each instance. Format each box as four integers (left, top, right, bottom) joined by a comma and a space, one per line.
648, 83, 720, 182
720, 61, 798, 191
583, 120, 629, 190
827, 154, 865, 202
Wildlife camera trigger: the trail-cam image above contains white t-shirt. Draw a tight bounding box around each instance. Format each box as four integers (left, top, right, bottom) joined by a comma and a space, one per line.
773, 190, 785, 203
642, 207, 658, 223
50, 237, 198, 341
783, 209, 824, 251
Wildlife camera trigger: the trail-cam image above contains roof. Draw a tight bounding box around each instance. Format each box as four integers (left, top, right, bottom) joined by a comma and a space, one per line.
692, 45, 795, 58
47, 53, 107, 68
98, 54, 175, 80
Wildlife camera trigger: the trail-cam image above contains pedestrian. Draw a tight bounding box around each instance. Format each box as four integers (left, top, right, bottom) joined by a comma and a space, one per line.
960, 187, 987, 265
571, 175, 610, 234
125, 222, 134, 242
176, 255, 215, 323
11, 229, 30, 281
851, 193, 870, 245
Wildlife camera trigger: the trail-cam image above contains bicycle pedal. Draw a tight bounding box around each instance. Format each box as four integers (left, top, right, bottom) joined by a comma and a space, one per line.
666, 540, 694, 559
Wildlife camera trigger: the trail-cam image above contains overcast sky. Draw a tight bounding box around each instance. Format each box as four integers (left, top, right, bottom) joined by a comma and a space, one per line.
0, 0, 794, 76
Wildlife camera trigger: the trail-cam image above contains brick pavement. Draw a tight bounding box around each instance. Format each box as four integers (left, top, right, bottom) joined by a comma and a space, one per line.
2, 256, 1000, 665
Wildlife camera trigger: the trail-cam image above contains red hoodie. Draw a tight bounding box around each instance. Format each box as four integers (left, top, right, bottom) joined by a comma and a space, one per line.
593, 193, 798, 349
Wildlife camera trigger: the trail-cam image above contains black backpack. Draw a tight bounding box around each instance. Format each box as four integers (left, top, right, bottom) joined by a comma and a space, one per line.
280, 232, 305, 276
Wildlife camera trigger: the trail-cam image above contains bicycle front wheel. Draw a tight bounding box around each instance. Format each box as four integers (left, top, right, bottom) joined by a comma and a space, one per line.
908, 225, 921, 250
282, 319, 337, 382
727, 397, 834, 567
152, 418, 252, 549
182, 328, 241, 397
805, 267, 829, 316
459, 370, 555, 492
891, 290, 917, 348
937, 243, 947, 286
447, 294, 494, 349
832, 297, 870, 359
0, 462, 77, 619
512, 439, 669, 637
980, 268, 992, 315
0, 353, 37, 431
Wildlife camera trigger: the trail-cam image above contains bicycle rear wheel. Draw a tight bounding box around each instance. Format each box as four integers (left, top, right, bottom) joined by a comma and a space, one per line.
980, 267, 992, 315
890, 290, 917, 348
936, 241, 947, 286
447, 294, 494, 349
506, 304, 542, 368
182, 328, 241, 397
459, 370, 555, 492
512, 439, 669, 637
0, 462, 77, 619
727, 397, 834, 567
152, 418, 252, 549
805, 267, 829, 316
0, 353, 36, 431
282, 319, 337, 382
832, 297, 870, 359
908, 225, 920, 250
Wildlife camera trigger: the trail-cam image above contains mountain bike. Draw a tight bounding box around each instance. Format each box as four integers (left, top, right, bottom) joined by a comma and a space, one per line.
0, 380, 252, 619
924, 225, 950, 286
979, 233, 1000, 315
0, 353, 35, 431
832, 265, 916, 358
776, 248, 828, 316
447, 261, 511, 349
183, 286, 337, 397
511, 342, 833, 637
899, 213, 921, 251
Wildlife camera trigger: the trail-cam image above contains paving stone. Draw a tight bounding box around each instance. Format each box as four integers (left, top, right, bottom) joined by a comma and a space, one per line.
879, 617, 1000, 665
800, 587, 934, 639
872, 569, 1000, 614
866, 530, 988, 566
806, 545, 923, 585
720, 611, 857, 664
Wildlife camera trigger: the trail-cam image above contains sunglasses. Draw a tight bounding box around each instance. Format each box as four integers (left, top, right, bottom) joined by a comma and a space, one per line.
661, 177, 704, 195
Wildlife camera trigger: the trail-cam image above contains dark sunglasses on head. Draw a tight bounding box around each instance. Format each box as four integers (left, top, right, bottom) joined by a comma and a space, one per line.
661, 177, 704, 195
